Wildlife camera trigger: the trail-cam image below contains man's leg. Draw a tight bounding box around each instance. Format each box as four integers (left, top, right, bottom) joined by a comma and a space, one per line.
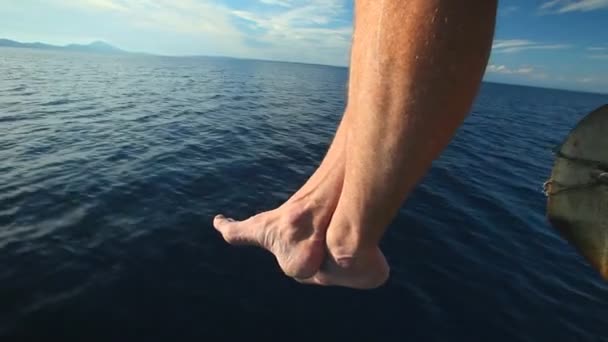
300, 0, 497, 288
215, 0, 497, 288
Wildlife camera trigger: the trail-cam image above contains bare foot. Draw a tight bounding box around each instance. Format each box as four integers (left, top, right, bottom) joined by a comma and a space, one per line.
213, 111, 389, 289
213, 199, 330, 279
214, 112, 349, 279
214, 195, 391, 289
213, 158, 390, 288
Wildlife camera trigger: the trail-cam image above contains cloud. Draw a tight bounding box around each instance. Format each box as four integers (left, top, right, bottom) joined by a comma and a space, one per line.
492, 39, 533, 50
540, 0, 561, 9
52, 0, 128, 12
587, 46, 608, 59
50, 0, 353, 65
231, 0, 352, 64
499, 5, 519, 16
577, 77, 595, 83
486, 64, 550, 80
486, 64, 536, 75
52, 0, 241, 36
492, 39, 570, 53
540, 0, 608, 13
260, 0, 292, 7
83, 0, 128, 11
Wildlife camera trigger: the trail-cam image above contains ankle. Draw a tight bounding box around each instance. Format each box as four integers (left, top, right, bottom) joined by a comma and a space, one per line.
327, 229, 378, 264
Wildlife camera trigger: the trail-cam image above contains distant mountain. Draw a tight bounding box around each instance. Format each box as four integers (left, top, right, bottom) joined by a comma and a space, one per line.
0, 39, 125, 54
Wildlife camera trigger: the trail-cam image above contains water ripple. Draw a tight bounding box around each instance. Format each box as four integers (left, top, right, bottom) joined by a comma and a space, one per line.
1, 48, 607, 341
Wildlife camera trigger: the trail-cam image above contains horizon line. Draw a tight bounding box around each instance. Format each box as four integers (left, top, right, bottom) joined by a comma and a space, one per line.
1, 37, 607, 96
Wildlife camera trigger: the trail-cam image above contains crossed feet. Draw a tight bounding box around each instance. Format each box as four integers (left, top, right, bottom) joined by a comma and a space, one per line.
213, 131, 390, 289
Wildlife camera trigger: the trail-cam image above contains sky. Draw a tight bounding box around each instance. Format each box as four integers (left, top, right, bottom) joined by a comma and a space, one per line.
1, 0, 607, 93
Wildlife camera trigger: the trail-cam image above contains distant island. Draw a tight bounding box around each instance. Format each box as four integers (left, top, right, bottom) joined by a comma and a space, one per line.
0, 38, 125, 54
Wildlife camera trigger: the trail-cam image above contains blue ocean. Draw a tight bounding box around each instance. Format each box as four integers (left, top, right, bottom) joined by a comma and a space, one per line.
1, 48, 607, 341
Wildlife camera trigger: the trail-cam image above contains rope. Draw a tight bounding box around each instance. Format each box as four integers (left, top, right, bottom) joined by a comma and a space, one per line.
543, 142, 608, 197
543, 179, 602, 196
555, 150, 608, 170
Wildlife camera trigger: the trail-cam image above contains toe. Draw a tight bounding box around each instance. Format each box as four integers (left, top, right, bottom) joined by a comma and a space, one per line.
213, 214, 233, 233
213, 214, 256, 245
